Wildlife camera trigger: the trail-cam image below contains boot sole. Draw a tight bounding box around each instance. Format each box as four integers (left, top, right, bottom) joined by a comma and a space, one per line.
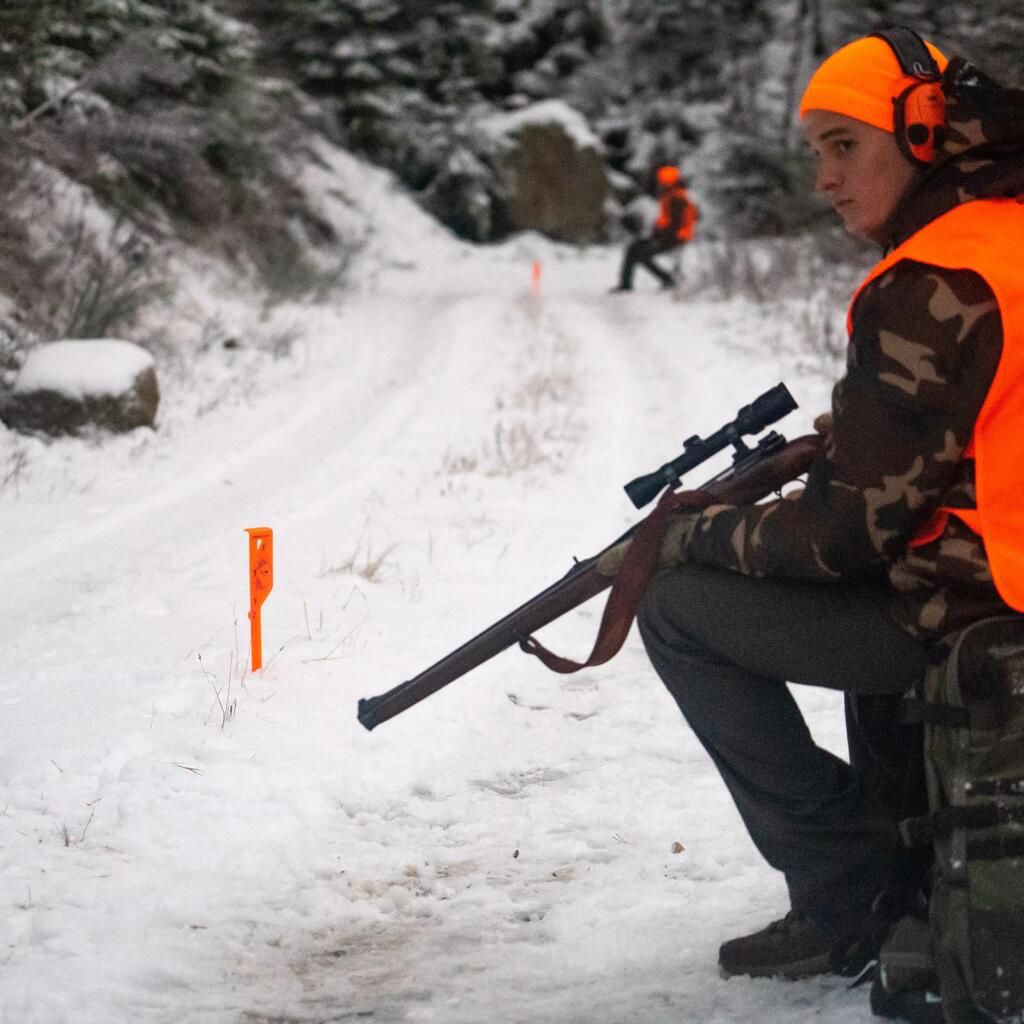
719, 951, 832, 980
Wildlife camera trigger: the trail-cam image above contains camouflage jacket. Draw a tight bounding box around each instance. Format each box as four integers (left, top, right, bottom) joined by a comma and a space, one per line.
677, 59, 1024, 643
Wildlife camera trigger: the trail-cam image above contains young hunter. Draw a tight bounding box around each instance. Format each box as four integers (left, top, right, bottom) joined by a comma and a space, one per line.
602, 28, 1024, 979
612, 165, 698, 292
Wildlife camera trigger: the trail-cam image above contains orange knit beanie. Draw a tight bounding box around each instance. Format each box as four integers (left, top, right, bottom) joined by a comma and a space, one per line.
799, 35, 948, 132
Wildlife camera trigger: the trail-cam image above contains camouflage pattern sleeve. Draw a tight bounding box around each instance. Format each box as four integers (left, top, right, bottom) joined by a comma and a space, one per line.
677, 259, 1003, 582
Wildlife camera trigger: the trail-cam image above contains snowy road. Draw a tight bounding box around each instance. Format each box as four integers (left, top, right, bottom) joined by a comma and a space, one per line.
1, 162, 871, 1024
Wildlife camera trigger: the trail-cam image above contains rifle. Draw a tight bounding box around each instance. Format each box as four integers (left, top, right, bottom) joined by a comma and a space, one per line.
357, 383, 822, 731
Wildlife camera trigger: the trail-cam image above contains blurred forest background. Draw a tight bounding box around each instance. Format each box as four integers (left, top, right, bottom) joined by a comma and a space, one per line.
1, 0, 1022, 372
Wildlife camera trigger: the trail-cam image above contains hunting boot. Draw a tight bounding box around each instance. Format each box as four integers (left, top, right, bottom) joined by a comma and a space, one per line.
718, 910, 867, 979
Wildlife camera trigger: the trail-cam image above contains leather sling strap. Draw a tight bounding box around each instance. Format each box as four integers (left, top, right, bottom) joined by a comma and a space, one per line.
519, 486, 715, 673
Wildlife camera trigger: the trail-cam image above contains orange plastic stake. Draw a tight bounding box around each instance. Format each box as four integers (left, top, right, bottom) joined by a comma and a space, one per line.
531, 259, 542, 294
245, 527, 273, 671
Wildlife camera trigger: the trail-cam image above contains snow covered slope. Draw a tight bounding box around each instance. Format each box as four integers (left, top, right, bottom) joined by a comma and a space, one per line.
0, 148, 871, 1024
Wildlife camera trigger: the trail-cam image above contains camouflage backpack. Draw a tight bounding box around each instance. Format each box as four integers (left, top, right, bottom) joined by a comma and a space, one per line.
871, 615, 1024, 1024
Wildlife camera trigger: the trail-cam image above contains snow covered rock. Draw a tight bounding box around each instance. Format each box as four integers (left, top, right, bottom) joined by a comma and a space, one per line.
0, 339, 159, 436
480, 100, 609, 243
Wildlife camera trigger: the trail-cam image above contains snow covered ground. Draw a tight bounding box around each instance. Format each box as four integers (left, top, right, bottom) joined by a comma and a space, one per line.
0, 149, 875, 1023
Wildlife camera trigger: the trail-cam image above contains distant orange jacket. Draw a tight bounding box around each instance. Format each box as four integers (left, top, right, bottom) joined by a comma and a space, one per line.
655, 186, 699, 241
849, 198, 1024, 611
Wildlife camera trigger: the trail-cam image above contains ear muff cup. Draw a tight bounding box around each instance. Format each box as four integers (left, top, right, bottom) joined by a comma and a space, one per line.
893, 79, 946, 165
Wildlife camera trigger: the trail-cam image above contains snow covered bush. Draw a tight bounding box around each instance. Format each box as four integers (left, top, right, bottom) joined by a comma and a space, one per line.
1, 0, 357, 332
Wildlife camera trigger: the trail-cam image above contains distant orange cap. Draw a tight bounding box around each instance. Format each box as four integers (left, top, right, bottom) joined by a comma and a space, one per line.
656, 165, 680, 187
799, 35, 948, 132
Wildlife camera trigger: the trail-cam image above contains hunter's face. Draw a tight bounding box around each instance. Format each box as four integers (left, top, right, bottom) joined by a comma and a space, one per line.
802, 110, 919, 243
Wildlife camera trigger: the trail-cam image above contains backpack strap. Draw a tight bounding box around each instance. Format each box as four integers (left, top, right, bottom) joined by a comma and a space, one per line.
900, 797, 1024, 846
965, 835, 1024, 862
965, 777, 1024, 797
898, 697, 1007, 730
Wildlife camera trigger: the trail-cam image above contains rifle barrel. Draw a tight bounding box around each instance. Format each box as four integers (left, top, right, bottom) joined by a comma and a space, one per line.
357, 558, 611, 730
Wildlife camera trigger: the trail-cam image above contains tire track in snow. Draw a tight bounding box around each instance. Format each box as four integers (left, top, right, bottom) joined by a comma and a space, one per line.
0, 294, 500, 624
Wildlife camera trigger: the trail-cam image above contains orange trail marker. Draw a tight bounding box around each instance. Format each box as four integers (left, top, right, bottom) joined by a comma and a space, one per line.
245, 527, 273, 671
531, 259, 542, 294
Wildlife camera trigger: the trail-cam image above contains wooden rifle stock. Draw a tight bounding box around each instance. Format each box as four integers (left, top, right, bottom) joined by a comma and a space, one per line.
357, 433, 823, 731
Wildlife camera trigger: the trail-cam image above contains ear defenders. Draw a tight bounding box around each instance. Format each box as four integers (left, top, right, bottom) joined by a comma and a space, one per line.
870, 26, 946, 165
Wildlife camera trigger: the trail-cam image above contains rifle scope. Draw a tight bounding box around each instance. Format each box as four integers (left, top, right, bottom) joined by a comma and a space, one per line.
623, 382, 797, 509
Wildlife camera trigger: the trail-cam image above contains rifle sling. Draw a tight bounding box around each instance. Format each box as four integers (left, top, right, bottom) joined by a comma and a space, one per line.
519, 487, 715, 673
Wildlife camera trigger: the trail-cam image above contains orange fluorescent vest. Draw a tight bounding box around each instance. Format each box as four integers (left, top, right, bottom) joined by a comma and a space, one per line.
849, 198, 1024, 611
655, 187, 698, 241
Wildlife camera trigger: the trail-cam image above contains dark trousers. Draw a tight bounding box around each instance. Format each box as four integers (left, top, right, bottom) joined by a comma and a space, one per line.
618, 233, 680, 289
636, 564, 929, 936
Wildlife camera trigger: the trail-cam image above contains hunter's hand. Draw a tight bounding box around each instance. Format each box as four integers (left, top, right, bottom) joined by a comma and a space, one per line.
595, 513, 698, 578
813, 411, 832, 437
